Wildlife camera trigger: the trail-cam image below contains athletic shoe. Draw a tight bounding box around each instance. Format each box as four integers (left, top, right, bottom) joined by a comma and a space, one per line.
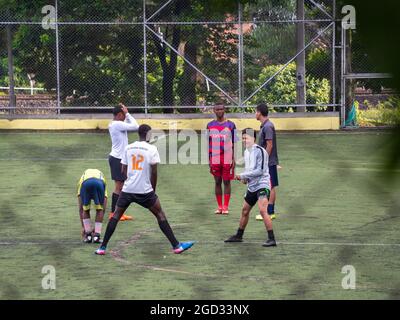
173, 241, 195, 254
121, 214, 134, 221
83, 233, 93, 243
95, 246, 106, 255
224, 235, 243, 243
93, 233, 101, 243
109, 212, 134, 221
262, 239, 277, 247
221, 207, 229, 215
214, 208, 223, 214
256, 214, 276, 221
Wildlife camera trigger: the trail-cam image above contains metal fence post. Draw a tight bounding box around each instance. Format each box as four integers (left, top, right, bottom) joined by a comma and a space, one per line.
55, 0, 61, 114
332, 0, 336, 110
6, 24, 16, 114
340, 26, 346, 127
237, 1, 243, 109
143, 0, 148, 114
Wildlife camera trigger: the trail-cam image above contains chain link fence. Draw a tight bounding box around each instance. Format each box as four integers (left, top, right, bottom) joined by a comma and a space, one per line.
1, 0, 340, 115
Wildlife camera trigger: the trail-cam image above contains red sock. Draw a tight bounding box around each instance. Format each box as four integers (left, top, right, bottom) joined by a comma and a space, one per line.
216, 194, 223, 209
224, 194, 231, 209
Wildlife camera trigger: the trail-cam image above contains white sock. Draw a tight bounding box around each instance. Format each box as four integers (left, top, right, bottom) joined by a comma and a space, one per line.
83, 219, 92, 233
95, 222, 102, 235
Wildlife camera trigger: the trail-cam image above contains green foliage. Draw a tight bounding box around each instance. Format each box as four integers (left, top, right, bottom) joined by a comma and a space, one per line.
247, 62, 330, 110
357, 97, 400, 127
306, 47, 330, 80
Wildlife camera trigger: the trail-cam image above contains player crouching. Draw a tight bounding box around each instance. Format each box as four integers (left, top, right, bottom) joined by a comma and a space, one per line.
225, 129, 277, 247
77, 169, 108, 243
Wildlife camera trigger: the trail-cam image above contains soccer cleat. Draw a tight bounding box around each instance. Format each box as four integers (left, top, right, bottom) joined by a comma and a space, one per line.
109, 212, 134, 221
224, 235, 243, 243
121, 214, 134, 221
214, 208, 223, 214
95, 246, 106, 255
173, 241, 195, 254
262, 239, 277, 247
256, 214, 276, 221
221, 207, 229, 215
93, 233, 101, 243
83, 233, 93, 243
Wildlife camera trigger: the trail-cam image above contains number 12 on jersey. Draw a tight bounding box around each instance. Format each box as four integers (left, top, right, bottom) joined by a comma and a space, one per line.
132, 154, 144, 171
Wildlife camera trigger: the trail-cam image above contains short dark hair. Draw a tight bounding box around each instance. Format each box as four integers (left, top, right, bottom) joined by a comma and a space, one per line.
256, 103, 269, 117
138, 124, 152, 140
112, 105, 123, 116
214, 101, 225, 108
242, 128, 257, 140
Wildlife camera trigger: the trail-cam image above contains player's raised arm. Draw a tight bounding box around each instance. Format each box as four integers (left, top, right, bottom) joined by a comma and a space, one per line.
116, 103, 139, 131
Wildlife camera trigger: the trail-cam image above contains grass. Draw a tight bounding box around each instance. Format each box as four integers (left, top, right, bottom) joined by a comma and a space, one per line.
0, 130, 399, 299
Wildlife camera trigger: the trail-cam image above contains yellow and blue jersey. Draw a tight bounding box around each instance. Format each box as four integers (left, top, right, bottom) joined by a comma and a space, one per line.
77, 169, 108, 211
77, 169, 108, 197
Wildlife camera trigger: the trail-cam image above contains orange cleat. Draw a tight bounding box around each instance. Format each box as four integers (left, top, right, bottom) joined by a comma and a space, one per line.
121, 214, 133, 221
109, 213, 134, 221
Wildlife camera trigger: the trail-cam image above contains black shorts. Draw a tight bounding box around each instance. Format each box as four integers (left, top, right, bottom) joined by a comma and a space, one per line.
109, 155, 127, 181
269, 165, 279, 188
244, 188, 270, 207
116, 191, 159, 209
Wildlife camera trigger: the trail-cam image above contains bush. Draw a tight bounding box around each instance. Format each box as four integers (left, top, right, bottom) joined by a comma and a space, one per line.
247, 62, 330, 111
357, 97, 400, 126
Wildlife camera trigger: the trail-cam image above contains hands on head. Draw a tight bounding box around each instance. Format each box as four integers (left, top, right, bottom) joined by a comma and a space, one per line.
119, 103, 128, 114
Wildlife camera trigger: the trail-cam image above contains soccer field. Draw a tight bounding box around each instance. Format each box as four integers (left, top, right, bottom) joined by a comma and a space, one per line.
0, 131, 399, 299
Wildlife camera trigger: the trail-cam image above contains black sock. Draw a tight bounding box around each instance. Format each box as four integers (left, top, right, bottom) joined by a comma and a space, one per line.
236, 228, 244, 238
101, 217, 119, 248
267, 230, 275, 240
111, 193, 119, 213
158, 220, 179, 248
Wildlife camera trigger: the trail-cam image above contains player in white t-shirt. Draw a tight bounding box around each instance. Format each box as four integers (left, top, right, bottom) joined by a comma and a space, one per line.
108, 103, 139, 221
95, 124, 195, 255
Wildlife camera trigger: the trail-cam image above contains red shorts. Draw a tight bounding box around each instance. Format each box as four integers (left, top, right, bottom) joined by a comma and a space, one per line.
210, 164, 234, 180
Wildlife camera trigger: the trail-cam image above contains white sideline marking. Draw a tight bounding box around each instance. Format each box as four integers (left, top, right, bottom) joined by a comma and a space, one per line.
1, 240, 400, 247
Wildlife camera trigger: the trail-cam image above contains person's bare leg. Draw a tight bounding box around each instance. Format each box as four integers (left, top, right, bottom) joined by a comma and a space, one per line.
100, 205, 127, 248
111, 181, 123, 213
258, 197, 276, 246
258, 198, 273, 231
225, 201, 252, 242
148, 199, 179, 248
239, 201, 252, 231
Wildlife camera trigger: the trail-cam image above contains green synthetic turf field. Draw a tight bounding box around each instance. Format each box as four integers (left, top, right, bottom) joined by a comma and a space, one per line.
0, 131, 399, 299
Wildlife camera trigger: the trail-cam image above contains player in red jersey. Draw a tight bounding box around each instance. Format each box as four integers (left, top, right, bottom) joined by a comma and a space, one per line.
206, 103, 237, 215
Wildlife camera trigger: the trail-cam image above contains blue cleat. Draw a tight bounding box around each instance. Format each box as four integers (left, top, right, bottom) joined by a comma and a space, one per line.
95, 246, 106, 255
173, 241, 195, 254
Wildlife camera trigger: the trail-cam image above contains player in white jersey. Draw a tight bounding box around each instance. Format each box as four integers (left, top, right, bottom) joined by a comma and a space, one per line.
95, 124, 195, 255
108, 103, 139, 221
